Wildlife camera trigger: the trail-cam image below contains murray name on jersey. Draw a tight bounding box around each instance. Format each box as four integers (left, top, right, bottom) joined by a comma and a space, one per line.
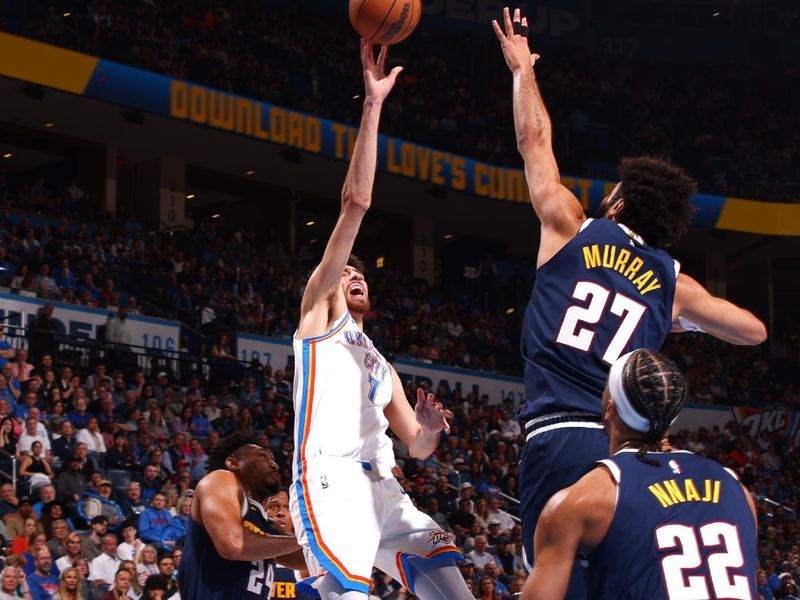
582, 243, 664, 295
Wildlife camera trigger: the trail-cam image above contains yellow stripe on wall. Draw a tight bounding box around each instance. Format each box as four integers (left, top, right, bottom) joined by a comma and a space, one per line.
0, 32, 98, 94
716, 198, 800, 236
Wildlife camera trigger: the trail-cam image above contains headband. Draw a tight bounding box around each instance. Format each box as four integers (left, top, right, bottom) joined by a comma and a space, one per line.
608, 351, 650, 433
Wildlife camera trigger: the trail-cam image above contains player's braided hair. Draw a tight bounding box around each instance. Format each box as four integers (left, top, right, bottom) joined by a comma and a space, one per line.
620, 349, 687, 466
617, 156, 697, 248
207, 432, 258, 473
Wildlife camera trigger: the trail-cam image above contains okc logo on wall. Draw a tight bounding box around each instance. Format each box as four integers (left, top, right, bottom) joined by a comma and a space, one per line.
429, 530, 453, 547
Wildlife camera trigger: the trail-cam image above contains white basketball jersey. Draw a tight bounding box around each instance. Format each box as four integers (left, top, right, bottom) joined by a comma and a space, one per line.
292, 312, 395, 478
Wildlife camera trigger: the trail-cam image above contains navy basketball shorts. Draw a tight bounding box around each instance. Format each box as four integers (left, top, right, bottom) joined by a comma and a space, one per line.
519, 416, 609, 598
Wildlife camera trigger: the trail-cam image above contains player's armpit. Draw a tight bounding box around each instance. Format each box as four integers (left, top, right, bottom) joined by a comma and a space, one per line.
673, 273, 767, 346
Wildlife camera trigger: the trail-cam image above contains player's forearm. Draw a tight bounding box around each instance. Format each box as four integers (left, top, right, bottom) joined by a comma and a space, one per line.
275, 548, 308, 572
408, 426, 440, 459
512, 68, 552, 153
233, 530, 300, 562
340, 101, 383, 212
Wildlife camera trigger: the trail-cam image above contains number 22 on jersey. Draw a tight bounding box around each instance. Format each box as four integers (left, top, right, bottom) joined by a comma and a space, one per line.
656, 522, 751, 600
555, 281, 647, 364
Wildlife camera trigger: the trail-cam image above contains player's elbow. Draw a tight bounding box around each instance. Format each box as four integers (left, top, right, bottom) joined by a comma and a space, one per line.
341, 191, 371, 213
740, 319, 767, 345
214, 536, 245, 561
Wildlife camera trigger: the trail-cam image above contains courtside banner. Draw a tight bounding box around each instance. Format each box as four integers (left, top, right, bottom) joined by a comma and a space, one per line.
236, 332, 524, 405
0, 292, 179, 351
674, 404, 800, 445
0, 32, 797, 235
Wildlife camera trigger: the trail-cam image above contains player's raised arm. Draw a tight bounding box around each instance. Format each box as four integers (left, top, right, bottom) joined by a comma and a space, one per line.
297, 41, 402, 338
493, 7, 585, 267
194, 471, 299, 561
672, 273, 767, 345
384, 367, 453, 459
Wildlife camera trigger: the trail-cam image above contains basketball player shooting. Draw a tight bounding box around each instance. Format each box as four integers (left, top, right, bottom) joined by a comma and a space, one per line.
493, 6, 766, 599
289, 41, 473, 600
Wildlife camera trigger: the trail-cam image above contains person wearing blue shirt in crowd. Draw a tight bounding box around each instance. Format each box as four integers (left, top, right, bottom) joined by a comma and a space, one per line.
119, 482, 147, 521
136, 465, 164, 504
161, 495, 192, 549
27, 547, 60, 600
0, 325, 14, 370
138, 493, 174, 551
190, 402, 211, 438
188, 439, 207, 481
66, 397, 92, 430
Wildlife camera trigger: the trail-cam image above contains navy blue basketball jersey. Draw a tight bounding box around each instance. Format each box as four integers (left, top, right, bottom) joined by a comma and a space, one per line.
588, 450, 757, 600
520, 219, 678, 420
271, 565, 316, 599
179, 494, 277, 599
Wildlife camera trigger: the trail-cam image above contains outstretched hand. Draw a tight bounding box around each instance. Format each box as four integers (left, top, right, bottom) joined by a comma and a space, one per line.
492, 7, 540, 73
415, 387, 454, 435
361, 39, 403, 104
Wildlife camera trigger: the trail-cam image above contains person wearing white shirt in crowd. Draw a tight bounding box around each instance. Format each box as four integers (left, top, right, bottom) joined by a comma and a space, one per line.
18, 416, 51, 456
116, 521, 144, 563
465, 536, 497, 572
76, 417, 107, 456
89, 534, 121, 589
485, 496, 516, 535
499, 409, 521, 441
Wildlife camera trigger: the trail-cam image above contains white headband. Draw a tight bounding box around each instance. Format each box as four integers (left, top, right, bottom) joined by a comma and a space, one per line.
608, 351, 650, 433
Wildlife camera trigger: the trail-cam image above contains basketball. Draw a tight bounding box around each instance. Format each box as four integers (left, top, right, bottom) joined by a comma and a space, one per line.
349, 0, 421, 45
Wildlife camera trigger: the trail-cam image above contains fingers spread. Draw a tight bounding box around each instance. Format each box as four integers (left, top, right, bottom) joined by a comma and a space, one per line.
491, 19, 506, 42
502, 6, 514, 37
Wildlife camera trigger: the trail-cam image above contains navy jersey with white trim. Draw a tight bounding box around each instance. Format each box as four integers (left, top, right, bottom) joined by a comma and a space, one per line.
179, 496, 277, 599
520, 219, 678, 420
588, 450, 756, 600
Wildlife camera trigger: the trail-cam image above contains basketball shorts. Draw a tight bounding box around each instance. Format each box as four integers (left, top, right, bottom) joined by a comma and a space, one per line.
290, 456, 462, 595
519, 413, 610, 600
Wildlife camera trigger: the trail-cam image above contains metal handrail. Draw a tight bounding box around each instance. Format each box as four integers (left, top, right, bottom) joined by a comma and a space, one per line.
0, 447, 18, 491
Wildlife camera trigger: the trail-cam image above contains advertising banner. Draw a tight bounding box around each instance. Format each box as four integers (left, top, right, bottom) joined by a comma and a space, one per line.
0, 292, 179, 351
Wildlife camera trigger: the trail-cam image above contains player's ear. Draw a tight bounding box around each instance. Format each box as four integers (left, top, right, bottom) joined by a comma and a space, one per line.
224, 455, 240, 472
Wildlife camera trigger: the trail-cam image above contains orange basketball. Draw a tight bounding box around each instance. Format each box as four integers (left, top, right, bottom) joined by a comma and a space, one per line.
349, 0, 421, 46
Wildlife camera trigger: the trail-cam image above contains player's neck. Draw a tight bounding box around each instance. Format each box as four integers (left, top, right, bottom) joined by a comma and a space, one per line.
613, 437, 674, 454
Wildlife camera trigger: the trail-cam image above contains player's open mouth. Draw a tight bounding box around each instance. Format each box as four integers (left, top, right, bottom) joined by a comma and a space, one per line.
349, 283, 365, 297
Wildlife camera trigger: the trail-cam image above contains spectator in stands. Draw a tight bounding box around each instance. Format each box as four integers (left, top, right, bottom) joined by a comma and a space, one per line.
55, 534, 84, 575
10, 350, 33, 384
73, 443, 96, 480
27, 305, 56, 366
104, 309, 131, 346
0, 481, 19, 519
98, 567, 132, 600
119, 482, 146, 521
27, 547, 59, 600
189, 403, 210, 438
81, 517, 109, 563
161, 495, 190, 549
76, 418, 106, 463
34, 265, 61, 299
45, 519, 70, 560
466, 535, 497, 573
51, 566, 81, 600
138, 494, 172, 551
105, 432, 134, 471
89, 534, 120, 591
31, 485, 56, 519
18, 441, 54, 491
115, 521, 142, 563
155, 554, 178, 599
55, 456, 87, 516
66, 398, 91, 431
211, 404, 236, 437
51, 421, 77, 467
135, 545, 159, 587
449, 498, 478, 538
0, 416, 19, 464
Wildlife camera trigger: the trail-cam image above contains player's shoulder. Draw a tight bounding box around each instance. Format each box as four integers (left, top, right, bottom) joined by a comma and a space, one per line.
195, 470, 239, 497
543, 467, 616, 523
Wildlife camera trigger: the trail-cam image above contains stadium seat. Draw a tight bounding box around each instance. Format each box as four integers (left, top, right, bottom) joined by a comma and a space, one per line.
106, 468, 132, 497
